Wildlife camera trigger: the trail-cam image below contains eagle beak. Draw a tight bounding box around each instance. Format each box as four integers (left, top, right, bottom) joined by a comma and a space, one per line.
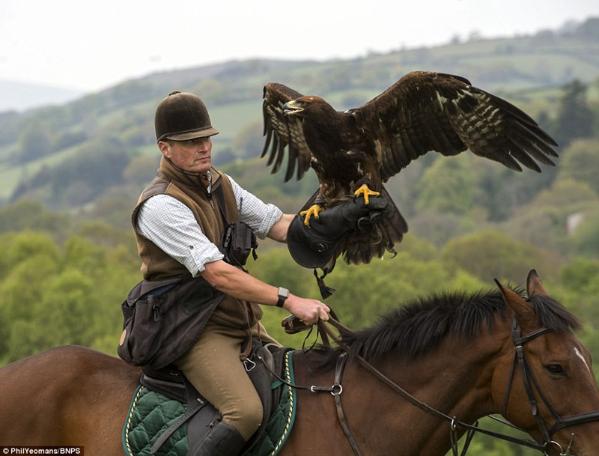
283, 100, 304, 116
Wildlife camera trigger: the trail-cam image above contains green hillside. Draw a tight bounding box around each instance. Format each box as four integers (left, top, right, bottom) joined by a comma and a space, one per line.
2, 18, 599, 203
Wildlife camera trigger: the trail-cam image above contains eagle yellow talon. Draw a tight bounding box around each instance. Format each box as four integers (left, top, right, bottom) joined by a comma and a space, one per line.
354, 184, 380, 205
299, 204, 322, 226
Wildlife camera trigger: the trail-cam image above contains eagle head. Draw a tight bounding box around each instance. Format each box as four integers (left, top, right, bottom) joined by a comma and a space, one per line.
282, 96, 345, 157
283, 96, 333, 118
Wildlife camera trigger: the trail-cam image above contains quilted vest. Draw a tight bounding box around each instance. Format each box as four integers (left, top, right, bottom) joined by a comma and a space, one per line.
131, 156, 262, 329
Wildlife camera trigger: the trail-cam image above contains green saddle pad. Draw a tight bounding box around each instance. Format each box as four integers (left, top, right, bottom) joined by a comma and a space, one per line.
122, 350, 297, 456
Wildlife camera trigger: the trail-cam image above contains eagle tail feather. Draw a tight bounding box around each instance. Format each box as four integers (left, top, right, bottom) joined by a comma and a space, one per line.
341, 186, 407, 265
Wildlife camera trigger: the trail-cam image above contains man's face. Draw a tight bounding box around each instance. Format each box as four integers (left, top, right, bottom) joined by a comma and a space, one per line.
159, 137, 213, 173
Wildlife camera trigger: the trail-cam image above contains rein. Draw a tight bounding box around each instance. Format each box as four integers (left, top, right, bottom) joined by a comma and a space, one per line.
323, 317, 547, 456
271, 316, 599, 456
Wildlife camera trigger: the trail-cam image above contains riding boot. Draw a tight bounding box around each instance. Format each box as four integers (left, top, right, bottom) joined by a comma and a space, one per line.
189, 421, 246, 456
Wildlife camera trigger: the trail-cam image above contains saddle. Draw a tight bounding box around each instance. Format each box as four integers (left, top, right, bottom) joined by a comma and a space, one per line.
122, 341, 297, 456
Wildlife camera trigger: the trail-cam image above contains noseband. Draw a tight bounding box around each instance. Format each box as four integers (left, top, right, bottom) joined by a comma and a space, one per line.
501, 317, 599, 453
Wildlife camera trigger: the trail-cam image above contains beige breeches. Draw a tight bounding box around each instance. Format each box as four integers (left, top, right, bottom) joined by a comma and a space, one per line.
175, 322, 279, 441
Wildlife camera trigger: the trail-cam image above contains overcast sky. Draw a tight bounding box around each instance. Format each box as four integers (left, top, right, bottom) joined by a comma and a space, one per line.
1, 0, 598, 92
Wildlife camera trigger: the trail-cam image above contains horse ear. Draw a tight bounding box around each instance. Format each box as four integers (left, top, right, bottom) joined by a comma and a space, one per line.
526, 269, 548, 297
494, 278, 537, 329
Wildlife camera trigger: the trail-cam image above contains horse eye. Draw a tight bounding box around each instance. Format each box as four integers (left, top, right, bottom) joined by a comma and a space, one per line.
545, 364, 565, 375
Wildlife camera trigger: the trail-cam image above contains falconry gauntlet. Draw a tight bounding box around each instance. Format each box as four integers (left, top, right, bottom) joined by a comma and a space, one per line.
287, 196, 389, 269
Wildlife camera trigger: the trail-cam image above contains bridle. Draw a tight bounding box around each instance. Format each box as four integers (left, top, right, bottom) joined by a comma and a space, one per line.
498, 318, 599, 454
305, 317, 599, 456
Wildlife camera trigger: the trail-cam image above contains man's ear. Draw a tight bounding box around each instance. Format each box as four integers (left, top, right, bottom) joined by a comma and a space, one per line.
158, 141, 171, 158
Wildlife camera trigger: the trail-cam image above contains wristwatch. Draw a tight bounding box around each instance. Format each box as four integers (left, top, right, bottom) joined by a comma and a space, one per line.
276, 287, 289, 308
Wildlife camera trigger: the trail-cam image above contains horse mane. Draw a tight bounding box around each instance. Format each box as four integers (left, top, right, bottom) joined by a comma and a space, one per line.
335, 289, 581, 362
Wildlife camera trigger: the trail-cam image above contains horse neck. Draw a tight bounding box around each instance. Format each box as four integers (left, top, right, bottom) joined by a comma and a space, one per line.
342, 313, 511, 456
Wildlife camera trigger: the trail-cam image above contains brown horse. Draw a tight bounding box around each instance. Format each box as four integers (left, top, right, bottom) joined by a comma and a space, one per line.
1, 271, 599, 455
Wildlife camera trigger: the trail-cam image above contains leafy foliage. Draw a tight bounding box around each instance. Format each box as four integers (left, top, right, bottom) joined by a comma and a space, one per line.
0, 232, 137, 364
11, 136, 131, 207
16, 121, 53, 164
232, 122, 263, 159
558, 138, 599, 194
0, 200, 69, 235
416, 155, 477, 215
555, 80, 595, 147
570, 209, 599, 257
442, 229, 560, 283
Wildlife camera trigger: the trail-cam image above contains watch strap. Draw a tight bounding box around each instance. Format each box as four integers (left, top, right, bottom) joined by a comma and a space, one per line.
276, 287, 289, 308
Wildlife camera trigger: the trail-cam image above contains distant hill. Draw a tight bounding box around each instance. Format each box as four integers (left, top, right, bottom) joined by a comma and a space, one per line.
0, 79, 83, 112
1, 17, 599, 209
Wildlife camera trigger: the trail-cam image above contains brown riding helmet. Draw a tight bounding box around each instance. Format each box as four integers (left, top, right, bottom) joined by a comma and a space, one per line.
154, 91, 219, 142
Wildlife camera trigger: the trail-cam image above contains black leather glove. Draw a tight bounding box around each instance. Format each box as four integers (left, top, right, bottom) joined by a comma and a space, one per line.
287, 196, 389, 269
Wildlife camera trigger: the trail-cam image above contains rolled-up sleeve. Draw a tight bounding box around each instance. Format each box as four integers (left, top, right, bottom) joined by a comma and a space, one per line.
137, 195, 224, 276
227, 175, 283, 238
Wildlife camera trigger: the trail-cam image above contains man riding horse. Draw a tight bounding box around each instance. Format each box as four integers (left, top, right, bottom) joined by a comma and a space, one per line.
121, 91, 387, 455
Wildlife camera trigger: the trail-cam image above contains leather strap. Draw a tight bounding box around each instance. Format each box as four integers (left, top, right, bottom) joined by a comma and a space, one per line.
276, 287, 288, 308
150, 396, 206, 454
322, 318, 547, 452
333, 353, 363, 456
279, 315, 599, 454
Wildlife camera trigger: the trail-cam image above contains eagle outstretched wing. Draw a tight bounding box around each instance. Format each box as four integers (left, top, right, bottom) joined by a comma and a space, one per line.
262, 83, 313, 181
351, 71, 559, 181
260, 73, 558, 270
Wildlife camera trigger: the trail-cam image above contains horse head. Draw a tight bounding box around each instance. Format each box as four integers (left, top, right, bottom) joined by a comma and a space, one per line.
493, 270, 599, 455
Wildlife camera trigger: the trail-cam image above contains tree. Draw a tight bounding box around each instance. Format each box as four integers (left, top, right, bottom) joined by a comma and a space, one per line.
317, 251, 483, 329
233, 122, 263, 159
0, 111, 20, 147
416, 155, 478, 215
249, 248, 317, 298
0, 231, 59, 279
0, 200, 69, 235
532, 178, 597, 209
407, 210, 471, 246
561, 257, 599, 290
558, 139, 599, 195
555, 80, 594, 147
16, 121, 53, 163
504, 179, 599, 254
11, 136, 132, 207
473, 156, 557, 222
442, 230, 560, 283
0, 231, 140, 364
52, 130, 87, 151
569, 209, 599, 258
123, 153, 160, 186
0, 253, 58, 332
212, 147, 236, 167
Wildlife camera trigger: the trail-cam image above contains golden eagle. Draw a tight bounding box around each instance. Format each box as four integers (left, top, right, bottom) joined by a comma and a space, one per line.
261, 71, 558, 265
